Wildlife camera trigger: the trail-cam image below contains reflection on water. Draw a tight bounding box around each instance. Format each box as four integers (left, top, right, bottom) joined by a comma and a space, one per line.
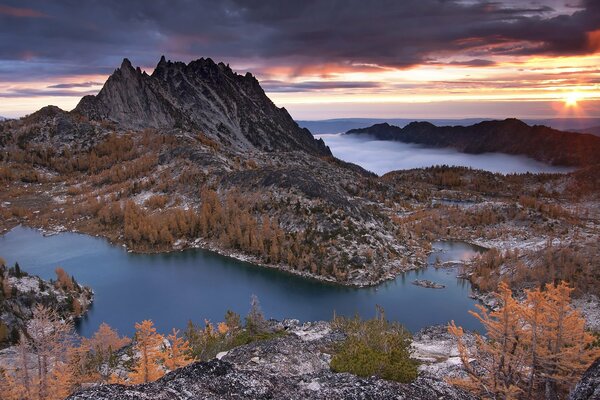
315, 133, 574, 176
0, 227, 486, 337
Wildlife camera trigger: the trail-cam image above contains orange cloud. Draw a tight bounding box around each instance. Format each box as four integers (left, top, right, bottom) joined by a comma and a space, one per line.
259, 63, 392, 80
587, 30, 600, 53
0, 5, 47, 18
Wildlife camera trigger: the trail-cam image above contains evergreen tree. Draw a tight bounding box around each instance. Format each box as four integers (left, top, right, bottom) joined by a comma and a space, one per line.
330, 308, 418, 383
246, 295, 267, 335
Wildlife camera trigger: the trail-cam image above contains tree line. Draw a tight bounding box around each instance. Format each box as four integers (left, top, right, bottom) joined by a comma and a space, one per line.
0, 295, 273, 400
450, 281, 600, 399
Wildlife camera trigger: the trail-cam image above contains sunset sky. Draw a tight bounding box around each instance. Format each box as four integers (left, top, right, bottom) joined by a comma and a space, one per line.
1, 0, 600, 120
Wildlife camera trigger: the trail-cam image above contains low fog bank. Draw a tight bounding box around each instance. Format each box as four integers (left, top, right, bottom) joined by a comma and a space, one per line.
316, 133, 574, 175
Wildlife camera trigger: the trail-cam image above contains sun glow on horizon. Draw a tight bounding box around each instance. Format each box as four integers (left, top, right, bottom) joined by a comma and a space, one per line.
564, 91, 582, 107
2, 53, 600, 119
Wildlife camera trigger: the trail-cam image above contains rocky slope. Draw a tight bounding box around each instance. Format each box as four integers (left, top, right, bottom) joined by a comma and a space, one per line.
0, 57, 599, 292
75, 57, 330, 156
68, 321, 477, 400
0, 263, 93, 348
347, 119, 600, 166
569, 358, 600, 400
0, 57, 425, 287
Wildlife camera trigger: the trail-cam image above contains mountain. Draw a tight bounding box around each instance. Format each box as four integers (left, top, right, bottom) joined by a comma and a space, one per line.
298, 118, 492, 134
74, 57, 330, 156
299, 117, 600, 135
573, 126, 600, 137
347, 119, 600, 167
1, 56, 599, 291
0, 57, 416, 287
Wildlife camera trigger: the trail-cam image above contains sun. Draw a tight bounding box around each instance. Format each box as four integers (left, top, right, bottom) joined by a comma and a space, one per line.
564, 92, 581, 107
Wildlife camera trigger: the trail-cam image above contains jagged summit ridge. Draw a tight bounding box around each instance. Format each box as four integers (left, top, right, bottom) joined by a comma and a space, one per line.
74, 56, 330, 156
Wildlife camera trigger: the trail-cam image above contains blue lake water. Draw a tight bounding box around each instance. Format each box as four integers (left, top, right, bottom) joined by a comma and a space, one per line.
0, 226, 485, 337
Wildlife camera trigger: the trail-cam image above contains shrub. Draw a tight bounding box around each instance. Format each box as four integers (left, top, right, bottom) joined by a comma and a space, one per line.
330, 309, 418, 383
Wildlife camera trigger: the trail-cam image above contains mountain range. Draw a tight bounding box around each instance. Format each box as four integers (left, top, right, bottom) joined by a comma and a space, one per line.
347, 119, 600, 167
299, 118, 600, 136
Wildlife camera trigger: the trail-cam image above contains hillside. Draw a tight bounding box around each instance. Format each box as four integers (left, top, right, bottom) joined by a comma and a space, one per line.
0, 57, 418, 287
0, 57, 599, 295
347, 119, 600, 167
0, 262, 93, 348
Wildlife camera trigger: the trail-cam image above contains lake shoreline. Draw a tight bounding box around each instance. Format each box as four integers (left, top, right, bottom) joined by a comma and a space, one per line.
0, 226, 487, 337
6, 221, 429, 289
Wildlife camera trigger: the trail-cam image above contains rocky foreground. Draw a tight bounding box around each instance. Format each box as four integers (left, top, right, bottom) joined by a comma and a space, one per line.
569, 358, 600, 400
68, 321, 476, 400
66, 320, 600, 400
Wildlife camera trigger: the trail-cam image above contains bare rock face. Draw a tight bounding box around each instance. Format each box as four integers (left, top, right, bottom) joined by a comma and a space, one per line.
569, 358, 600, 400
0, 105, 107, 150
74, 56, 330, 156
68, 321, 477, 400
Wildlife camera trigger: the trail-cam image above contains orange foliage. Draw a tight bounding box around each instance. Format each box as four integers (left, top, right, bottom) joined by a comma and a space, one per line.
163, 329, 193, 371
449, 281, 600, 399
128, 320, 165, 384
54, 267, 74, 290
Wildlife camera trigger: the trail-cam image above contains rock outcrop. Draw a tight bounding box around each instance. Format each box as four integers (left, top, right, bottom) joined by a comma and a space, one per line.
0, 263, 93, 347
569, 358, 600, 400
74, 56, 330, 156
412, 279, 445, 289
0, 105, 108, 150
68, 321, 477, 400
347, 119, 600, 166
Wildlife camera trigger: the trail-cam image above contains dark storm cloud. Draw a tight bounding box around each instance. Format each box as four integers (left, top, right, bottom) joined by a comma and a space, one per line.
0, 0, 598, 81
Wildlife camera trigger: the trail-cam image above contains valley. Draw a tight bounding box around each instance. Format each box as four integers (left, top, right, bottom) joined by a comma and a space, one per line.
0, 56, 599, 400
1, 58, 598, 301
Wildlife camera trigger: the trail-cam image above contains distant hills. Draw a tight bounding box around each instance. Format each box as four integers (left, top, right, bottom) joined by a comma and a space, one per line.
346, 119, 600, 167
299, 117, 600, 137
573, 126, 600, 136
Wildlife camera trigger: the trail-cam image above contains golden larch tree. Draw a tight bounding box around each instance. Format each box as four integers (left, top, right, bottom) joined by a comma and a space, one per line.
163, 328, 194, 371
128, 320, 165, 384
449, 280, 600, 400
82, 322, 131, 383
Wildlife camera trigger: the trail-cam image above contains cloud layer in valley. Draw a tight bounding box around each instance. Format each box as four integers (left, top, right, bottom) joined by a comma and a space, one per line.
317, 133, 574, 175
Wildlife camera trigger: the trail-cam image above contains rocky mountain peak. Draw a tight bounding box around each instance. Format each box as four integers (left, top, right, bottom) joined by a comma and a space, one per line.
73, 56, 330, 156
120, 57, 133, 70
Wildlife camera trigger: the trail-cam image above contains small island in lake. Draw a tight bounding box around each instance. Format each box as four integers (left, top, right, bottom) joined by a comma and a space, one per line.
412, 280, 446, 289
